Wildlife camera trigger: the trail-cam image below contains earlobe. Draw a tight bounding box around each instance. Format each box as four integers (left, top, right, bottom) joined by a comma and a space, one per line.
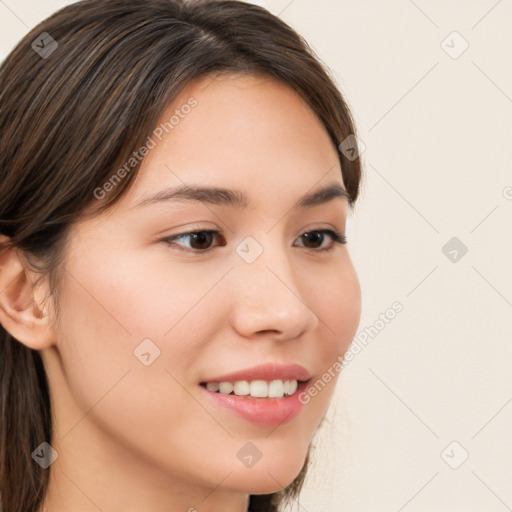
0, 237, 56, 350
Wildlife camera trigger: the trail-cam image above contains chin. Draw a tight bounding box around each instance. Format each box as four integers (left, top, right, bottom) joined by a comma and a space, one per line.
225, 454, 307, 494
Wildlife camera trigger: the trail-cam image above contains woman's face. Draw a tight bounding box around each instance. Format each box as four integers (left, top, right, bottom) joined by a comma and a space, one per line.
43, 73, 361, 506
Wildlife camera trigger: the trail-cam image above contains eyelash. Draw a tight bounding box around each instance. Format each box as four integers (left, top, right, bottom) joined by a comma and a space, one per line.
161, 229, 347, 254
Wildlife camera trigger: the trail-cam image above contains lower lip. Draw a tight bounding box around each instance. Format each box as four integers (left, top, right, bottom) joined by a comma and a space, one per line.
199, 381, 309, 427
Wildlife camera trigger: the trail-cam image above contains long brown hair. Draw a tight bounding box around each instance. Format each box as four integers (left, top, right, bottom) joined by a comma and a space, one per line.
0, 1, 362, 510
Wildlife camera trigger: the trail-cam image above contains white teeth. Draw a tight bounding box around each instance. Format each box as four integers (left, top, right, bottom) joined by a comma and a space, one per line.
234, 380, 250, 395
219, 382, 234, 394
250, 380, 268, 397
268, 379, 284, 398
204, 379, 299, 398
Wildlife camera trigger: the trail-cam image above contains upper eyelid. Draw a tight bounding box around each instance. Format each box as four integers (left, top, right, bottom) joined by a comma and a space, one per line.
165, 227, 342, 238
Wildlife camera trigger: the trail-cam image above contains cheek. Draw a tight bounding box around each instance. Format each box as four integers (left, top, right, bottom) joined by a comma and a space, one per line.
61, 239, 221, 343
333, 270, 361, 348
312, 256, 361, 353
301, 258, 360, 407
54, 265, 221, 476
53, 246, 225, 433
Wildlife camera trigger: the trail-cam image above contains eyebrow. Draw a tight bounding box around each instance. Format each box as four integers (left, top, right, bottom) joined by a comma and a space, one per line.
133, 181, 350, 210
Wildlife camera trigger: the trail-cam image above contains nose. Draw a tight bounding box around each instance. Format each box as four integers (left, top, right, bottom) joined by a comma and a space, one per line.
228, 241, 319, 342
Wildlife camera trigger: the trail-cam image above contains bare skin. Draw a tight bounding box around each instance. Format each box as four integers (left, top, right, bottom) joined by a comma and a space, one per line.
0, 72, 361, 512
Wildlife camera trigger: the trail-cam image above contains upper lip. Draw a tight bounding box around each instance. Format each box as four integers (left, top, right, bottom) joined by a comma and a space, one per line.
200, 363, 312, 384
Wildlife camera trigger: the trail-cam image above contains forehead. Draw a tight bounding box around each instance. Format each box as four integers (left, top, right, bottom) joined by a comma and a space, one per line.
124, 72, 345, 210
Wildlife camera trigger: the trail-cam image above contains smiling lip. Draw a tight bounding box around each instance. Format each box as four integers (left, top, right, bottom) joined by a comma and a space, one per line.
199, 363, 311, 384
198, 363, 312, 427
199, 380, 310, 426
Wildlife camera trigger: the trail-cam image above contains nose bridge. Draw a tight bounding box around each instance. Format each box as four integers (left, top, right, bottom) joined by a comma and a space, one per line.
229, 234, 318, 339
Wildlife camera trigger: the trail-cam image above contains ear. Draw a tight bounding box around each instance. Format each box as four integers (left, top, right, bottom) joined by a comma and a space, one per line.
0, 235, 56, 349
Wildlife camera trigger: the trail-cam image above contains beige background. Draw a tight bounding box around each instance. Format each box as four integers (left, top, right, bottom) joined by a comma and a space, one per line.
1, 1, 511, 511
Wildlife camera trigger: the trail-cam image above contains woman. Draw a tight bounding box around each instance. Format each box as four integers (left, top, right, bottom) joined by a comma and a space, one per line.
0, 1, 362, 511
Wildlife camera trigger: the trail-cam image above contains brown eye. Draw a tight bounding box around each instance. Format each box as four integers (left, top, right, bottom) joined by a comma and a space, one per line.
300, 231, 324, 249
162, 230, 226, 253
295, 230, 347, 252
186, 232, 215, 250
162, 229, 345, 254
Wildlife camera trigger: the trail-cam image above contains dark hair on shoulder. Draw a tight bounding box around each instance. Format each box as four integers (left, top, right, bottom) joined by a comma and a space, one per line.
0, 1, 361, 511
